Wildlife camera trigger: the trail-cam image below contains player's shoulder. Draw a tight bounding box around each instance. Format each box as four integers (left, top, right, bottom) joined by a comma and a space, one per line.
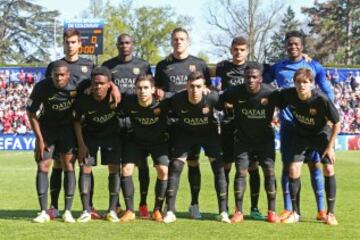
33, 79, 51, 91
262, 83, 277, 92
188, 55, 207, 65
312, 89, 330, 102
102, 57, 118, 68
132, 56, 149, 65
216, 59, 231, 69
77, 57, 94, 66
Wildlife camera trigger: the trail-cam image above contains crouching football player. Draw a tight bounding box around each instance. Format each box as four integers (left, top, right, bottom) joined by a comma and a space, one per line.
27, 61, 77, 223
73, 66, 122, 223
279, 68, 340, 226
163, 71, 229, 223
119, 74, 169, 223
221, 62, 280, 223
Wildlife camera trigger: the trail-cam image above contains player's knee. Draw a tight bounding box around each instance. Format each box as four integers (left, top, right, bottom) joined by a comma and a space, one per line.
263, 166, 275, 176
108, 164, 120, 174
224, 162, 232, 171
38, 160, 51, 172
187, 159, 199, 167
156, 165, 168, 180
289, 163, 301, 178
307, 161, 320, 171
122, 164, 134, 176
323, 164, 335, 176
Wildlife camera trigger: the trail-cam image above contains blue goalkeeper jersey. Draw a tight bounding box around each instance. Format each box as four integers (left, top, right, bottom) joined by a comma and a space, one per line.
264, 58, 334, 124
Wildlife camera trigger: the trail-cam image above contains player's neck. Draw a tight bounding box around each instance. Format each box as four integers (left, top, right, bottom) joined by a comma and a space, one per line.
188, 96, 202, 105
119, 54, 133, 62
289, 55, 303, 62
65, 54, 79, 62
172, 51, 189, 60
93, 93, 107, 102
298, 92, 311, 101
138, 97, 153, 107
232, 59, 246, 65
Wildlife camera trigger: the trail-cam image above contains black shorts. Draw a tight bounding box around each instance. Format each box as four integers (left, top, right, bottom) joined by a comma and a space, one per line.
221, 122, 235, 163
234, 140, 275, 170
123, 140, 169, 166
84, 134, 122, 166
293, 132, 332, 164
39, 124, 76, 161
168, 122, 200, 161
172, 129, 222, 160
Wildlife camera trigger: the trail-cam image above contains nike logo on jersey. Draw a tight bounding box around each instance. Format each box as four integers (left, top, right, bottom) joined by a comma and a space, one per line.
238, 100, 246, 104
48, 96, 57, 100
181, 110, 189, 114
88, 111, 96, 115
130, 110, 138, 114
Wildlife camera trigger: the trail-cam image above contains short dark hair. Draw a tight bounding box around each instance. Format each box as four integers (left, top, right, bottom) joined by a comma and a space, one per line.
294, 68, 314, 83
171, 27, 189, 39
245, 62, 263, 74
52, 60, 70, 71
135, 74, 155, 87
91, 66, 111, 81
63, 28, 81, 40
231, 36, 247, 48
285, 31, 305, 45
117, 33, 132, 44
188, 71, 205, 83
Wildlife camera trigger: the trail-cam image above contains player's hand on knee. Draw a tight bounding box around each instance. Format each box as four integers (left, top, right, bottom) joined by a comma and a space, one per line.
323, 147, 336, 165
35, 139, 46, 161
77, 144, 89, 166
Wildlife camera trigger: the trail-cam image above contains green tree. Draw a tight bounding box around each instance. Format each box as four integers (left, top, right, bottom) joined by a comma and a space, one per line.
207, 0, 285, 62
0, 0, 60, 64
82, 0, 191, 64
302, 0, 360, 64
266, 6, 301, 63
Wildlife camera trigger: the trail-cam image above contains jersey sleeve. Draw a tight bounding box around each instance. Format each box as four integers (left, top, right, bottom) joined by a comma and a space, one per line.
324, 97, 340, 124
312, 61, 335, 101
26, 83, 43, 113
262, 63, 276, 84
154, 62, 164, 89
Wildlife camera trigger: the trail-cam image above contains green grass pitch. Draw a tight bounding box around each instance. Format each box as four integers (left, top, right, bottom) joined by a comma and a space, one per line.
0, 151, 359, 239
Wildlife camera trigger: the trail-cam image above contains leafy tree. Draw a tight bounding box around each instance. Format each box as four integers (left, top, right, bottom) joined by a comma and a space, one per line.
302, 0, 360, 64
0, 0, 60, 64
82, 0, 191, 64
266, 6, 301, 63
207, 0, 285, 62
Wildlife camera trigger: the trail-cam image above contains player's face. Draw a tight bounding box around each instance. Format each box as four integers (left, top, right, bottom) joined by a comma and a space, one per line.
231, 44, 248, 64
92, 75, 110, 99
286, 37, 303, 60
136, 80, 155, 103
171, 31, 189, 55
52, 67, 70, 89
117, 36, 133, 57
295, 77, 312, 98
187, 78, 205, 102
245, 69, 262, 93
64, 35, 81, 57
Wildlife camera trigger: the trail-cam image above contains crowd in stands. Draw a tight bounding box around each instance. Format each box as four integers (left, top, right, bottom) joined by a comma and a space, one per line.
0, 68, 40, 134
0, 67, 359, 134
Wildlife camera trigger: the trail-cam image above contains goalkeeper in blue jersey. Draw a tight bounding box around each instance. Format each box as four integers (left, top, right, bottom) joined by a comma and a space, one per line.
264, 31, 334, 221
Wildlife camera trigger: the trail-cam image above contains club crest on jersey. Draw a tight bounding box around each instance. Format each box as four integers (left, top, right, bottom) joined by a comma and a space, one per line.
70, 91, 77, 97
202, 107, 209, 114
309, 108, 317, 116
189, 64, 196, 72
260, 98, 269, 105
133, 67, 140, 75
81, 66, 88, 73
153, 108, 161, 115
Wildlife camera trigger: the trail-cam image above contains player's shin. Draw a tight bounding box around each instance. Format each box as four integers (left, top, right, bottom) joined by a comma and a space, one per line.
154, 179, 167, 210
36, 171, 49, 211
121, 175, 135, 211
64, 171, 76, 211
108, 173, 120, 212
210, 159, 227, 213
166, 159, 184, 212
79, 171, 92, 212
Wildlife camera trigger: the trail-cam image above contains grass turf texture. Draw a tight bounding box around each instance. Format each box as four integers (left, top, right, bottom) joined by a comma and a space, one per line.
0, 151, 359, 239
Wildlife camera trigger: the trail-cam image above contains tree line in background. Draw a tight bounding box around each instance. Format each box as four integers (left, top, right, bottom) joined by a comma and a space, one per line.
0, 0, 359, 65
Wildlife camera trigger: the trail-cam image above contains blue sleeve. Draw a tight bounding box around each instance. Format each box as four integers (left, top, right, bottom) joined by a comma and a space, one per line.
312, 61, 334, 101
